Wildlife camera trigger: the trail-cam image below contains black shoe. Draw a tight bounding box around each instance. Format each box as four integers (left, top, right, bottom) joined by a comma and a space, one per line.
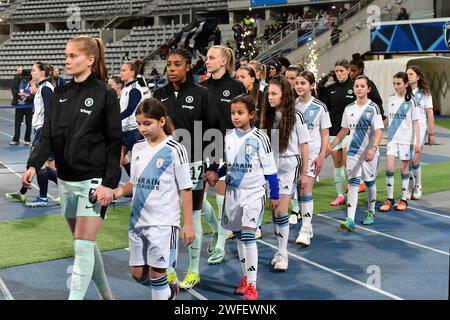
168, 283, 179, 300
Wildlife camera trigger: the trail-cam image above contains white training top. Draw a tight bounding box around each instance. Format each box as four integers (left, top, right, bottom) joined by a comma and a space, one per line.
120, 79, 145, 132
272, 110, 310, 159
130, 137, 192, 229
386, 94, 420, 144
412, 88, 433, 129
341, 99, 384, 158
224, 127, 277, 189
32, 80, 54, 129
296, 97, 331, 153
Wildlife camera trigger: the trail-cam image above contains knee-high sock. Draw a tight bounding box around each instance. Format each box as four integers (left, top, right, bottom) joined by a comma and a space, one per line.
365, 180, 377, 212
334, 166, 346, 196
215, 194, 228, 251
37, 168, 49, 199
150, 275, 171, 300
273, 212, 289, 254
68, 239, 96, 300
347, 177, 361, 221
46, 167, 58, 184
401, 173, 410, 200
235, 232, 246, 276
92, 243, 113, 300
241, 230, 257, 286
188, 210, 203, 273
412, 164, 421, 186
113, 167, 122, 189
300, 193, 313, 230
386, 171, 394, 199
201, 194, 218, 232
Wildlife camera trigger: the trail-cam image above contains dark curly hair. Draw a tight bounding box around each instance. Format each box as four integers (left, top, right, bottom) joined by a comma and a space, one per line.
260, 75, 296, 153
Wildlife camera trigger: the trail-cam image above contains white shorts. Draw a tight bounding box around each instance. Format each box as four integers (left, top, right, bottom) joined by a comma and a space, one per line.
329, 135, 351, 151
387, 141, 411, 161
346, 154, 379, 181
278, 156, 301, 195
190, 161, 205, 191
128, 225, 179, 268
222, 186, 266, 231
417, 122, 428, 148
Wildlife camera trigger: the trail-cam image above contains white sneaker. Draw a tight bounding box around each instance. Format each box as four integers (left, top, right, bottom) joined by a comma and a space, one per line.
406, 175, 415, 200
412, 184, 422, 200
273, 252, 288, 271
296, 227, 313, 246
288, 213, 298, 225
255, 228, 262, 239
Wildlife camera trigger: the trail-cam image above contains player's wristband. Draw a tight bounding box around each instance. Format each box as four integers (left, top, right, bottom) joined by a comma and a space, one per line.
429, 133, 435, 136
371, 145, 378, 151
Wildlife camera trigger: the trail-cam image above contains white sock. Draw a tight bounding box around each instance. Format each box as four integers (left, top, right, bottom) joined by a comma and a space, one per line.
236, 232, 246, 276
241, 230, 257, 286
300, 193, 313, 230
365, 180, 377, 212
215, 194, 227, 251
150, 275, 171, 300
386, 171, 394, 199
188, 210, 202, 273
273, 213, 289, 254
412, 164, 421, 186
347, 177, 360, 221
401, 173, 409, 200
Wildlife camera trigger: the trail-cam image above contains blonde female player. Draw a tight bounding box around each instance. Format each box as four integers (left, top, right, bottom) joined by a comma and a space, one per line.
23, 36, 122, 300
294, 71, 331, 245
379, 72, 420, 214
406, 65, 436, 200
113, 99, 194, 300
327, 75, 384, 231
206, 94, 280, 300
260, 75, 310, 270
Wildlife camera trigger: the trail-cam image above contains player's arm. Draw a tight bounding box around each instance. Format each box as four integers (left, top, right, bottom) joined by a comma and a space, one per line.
113, 182, 133, 199
314, 128, 330, 176
426, 108, 435, 145
413, 119, 421, 154
180, 188, 194, 246
327, 127, 349, 156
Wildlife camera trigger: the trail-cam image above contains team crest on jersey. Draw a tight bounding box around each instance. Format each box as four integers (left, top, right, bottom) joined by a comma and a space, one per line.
309, 110, 315, 117
366, 112, 372, 119
156, 158, 165, 169
223, 90, 230, 97
245, 145, 254, 155
84, 98, 94, 107
185, 96, 194, 103
347, 89, 353, 95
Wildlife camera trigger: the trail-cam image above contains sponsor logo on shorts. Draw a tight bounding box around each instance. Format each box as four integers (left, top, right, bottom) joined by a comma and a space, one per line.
157, 256, 166, 262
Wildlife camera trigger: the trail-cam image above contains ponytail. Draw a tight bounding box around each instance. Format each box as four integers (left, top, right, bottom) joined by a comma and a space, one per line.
94, 38, 107, 81
212, 45, 235, 76
123, 58, 145, 79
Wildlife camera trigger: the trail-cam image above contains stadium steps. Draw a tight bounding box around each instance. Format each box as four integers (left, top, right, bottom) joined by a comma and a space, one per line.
286, 0, 417, 74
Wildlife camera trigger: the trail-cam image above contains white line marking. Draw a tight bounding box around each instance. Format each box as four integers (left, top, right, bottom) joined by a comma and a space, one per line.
409, 206, 450, 220
0, 276, 14, 300
0, 161, 57, 202
187, 288, 208, 300
257, 239, 403, 300
317, 214, 449, 256
0, 115, 15, 123
0, 129, 26, 144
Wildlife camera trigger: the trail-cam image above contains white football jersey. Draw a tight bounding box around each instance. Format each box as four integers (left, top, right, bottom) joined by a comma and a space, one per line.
412, 88, 433, 128
272, 111, 310, 159
296, 97, 331, 152
32, 80, 54, 129
341, 99, 384, 158
224, 128, 277, 189
130, 137, 192, 229
386, 95, 420, 144
120, 80, 146, 132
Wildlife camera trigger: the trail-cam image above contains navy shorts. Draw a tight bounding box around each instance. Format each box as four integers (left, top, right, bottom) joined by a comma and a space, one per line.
122, 129, 143, 151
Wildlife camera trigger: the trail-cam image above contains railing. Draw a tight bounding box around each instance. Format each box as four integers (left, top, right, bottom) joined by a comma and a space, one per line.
255, 0, 375, 63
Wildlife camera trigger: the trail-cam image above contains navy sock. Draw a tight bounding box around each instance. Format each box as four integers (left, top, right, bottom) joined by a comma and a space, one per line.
46, 167, 58, 184
123, 163, 131, 177
37, 169, 49, 198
